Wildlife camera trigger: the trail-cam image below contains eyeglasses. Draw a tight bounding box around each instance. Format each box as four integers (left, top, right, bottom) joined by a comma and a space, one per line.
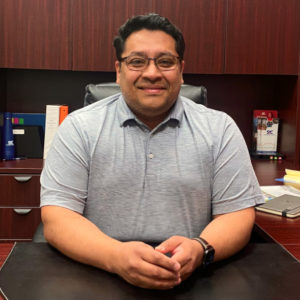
119, 54, 181, 71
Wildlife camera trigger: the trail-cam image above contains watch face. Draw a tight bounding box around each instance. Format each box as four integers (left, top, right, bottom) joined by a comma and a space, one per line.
203, 247, 215, 267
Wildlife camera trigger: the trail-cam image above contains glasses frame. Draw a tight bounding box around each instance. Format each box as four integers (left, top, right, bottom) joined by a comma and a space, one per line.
119, 53, 181, 71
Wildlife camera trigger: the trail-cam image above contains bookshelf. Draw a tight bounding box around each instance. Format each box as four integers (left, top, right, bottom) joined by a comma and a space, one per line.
2, 69, 299, 162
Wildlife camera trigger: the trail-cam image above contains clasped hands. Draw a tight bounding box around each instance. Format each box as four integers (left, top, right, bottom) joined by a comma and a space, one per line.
112, 235, 204, 290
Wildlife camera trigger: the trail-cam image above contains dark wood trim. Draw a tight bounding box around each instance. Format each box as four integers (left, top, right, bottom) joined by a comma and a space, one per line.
0, 159, 43, 174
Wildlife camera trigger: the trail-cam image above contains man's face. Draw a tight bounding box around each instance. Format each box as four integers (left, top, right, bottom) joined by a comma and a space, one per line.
115, 29, 184, 128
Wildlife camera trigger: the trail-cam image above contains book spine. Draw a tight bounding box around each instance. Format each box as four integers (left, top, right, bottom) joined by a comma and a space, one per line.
59, 105, 69, 125
43, 105, 60, 159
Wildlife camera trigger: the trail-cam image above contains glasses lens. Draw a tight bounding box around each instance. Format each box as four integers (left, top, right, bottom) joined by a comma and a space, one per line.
156, 55, 178, 70
124, 54, 179, 71
126, 56, 147, 70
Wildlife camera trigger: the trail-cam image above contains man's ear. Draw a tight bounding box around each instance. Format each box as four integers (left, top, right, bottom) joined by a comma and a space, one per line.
180, 60, 185, 84
115, 61, 121, 84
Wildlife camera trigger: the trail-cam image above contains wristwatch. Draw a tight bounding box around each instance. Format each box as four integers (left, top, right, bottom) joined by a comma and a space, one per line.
192, 237, 215, 268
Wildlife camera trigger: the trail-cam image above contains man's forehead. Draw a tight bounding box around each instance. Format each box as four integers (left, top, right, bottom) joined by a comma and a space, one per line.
123, 29, 177, 54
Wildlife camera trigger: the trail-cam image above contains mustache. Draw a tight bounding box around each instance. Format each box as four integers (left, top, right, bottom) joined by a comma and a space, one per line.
136, 81, 167, 89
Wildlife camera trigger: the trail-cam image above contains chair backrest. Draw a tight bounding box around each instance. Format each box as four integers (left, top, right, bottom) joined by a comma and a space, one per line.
83, 82, 207, 107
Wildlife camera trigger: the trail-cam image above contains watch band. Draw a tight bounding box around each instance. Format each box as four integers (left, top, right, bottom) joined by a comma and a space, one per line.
192, 237, 210, 250
192, 237, 215, 267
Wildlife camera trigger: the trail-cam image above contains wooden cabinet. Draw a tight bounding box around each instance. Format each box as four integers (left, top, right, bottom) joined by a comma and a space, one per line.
0, 0, 72, 70
225, 0, 300, 74
72, 0, 226, 73
0, 208, 41, 240
153, 0, 226, 74
0, 159, 43, 241
76, 0, 299, 74
72, 0, 152, 71
1, 0, 298, 74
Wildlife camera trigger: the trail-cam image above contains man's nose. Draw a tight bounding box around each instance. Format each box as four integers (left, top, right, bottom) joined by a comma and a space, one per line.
142, 59, 162, 78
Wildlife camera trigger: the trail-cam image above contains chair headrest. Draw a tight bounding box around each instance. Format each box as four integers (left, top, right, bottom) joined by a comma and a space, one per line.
84, 83, 207, 106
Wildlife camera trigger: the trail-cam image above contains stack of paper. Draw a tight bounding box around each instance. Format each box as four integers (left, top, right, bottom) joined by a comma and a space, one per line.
281, 169, 300, 188
261, 185, 300, 199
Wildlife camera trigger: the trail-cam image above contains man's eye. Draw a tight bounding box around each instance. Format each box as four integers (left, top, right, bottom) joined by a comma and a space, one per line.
158, 58, 175, 67
128, 58, 146, 66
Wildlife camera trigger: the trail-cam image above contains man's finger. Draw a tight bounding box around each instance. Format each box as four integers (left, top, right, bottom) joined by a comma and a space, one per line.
170, 246, 191, 267
142, 247, 181, 272
155, 236, 182, 254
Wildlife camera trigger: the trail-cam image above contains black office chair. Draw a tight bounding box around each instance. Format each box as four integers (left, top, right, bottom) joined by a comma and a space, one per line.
33, 83, 207, 242
84, 82, 207, 107
33, 222, 46, 242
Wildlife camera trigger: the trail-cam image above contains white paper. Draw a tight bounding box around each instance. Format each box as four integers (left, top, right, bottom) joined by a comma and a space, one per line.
261, 185, 300, 199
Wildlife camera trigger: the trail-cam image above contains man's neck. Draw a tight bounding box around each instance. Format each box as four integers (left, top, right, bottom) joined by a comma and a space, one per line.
137, 114, 167, 130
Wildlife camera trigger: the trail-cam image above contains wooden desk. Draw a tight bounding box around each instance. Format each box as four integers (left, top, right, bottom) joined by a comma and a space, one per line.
252, 159, 300, 261
251, 159, 300, 186
255, 211, 300, 260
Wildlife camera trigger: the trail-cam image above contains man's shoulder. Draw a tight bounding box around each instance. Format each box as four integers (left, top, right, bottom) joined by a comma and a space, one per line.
69, 93, 121, 119
180, 96, 229, 121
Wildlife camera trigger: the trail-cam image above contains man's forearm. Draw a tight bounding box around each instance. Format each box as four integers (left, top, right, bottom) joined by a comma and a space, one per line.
41, 206, 121, 272
155, 207, 255, 282
41, 205, 182, 290
200, 207, 255, 261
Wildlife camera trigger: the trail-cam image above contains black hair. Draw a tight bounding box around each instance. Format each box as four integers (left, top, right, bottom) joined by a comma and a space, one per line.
113, 13, 185, 61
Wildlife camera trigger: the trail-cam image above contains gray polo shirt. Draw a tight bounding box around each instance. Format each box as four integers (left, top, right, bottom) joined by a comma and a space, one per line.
40, 94, 264, 242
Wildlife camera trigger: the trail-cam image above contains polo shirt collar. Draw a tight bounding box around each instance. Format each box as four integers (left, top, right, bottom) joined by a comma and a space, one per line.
117, 94, 184, 127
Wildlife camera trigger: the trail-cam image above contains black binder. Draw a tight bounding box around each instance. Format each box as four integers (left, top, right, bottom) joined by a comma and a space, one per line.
13, 125, 44, 158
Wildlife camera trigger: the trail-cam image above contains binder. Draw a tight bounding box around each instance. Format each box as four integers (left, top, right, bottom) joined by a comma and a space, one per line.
13, 125, 44, 158
59, 105, 68, 124
12, 113, 46, 133
43, 105, 69, 159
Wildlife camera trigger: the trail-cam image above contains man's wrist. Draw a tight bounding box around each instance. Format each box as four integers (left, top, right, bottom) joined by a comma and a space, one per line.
190, 238, 205, 268
191, 237, 215, 268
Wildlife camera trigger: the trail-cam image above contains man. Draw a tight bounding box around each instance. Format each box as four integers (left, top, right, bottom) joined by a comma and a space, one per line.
40, 13, 264, 290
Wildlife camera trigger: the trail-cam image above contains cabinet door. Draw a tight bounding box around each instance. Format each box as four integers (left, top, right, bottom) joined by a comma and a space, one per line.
72, 0, 152, 71
225, 0, 300, 74
153, 0, 226, 74
0, 208, 41, 240
0, 0, 72, 70
0, 175, 40, 206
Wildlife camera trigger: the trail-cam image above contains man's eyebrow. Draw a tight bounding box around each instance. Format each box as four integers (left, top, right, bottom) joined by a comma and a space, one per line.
128, 51, 147, 56
128, 51, 176, 57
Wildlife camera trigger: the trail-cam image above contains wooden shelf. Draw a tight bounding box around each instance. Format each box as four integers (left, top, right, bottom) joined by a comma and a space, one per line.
0, 159, 43, 175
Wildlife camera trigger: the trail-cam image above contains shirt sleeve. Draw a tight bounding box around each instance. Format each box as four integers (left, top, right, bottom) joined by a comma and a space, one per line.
211, 114, 265, 215
40, 115, 90, 214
